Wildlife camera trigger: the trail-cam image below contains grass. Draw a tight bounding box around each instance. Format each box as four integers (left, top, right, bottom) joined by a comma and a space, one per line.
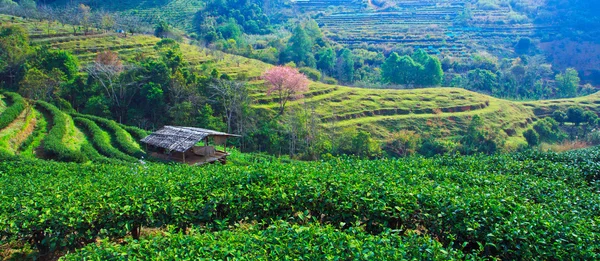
0, 108, 36, 154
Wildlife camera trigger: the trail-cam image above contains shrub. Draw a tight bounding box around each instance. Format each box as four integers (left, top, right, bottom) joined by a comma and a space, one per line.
523, 129, 539, 146
74, 117, 137, 162
299, 67, 322, 81
35, 101, 87, 162
75, 113, 145, 158
384, 130, 421, 157
0, 92, 26, 130
120, 125, 149, 141
322, 77, 338, 85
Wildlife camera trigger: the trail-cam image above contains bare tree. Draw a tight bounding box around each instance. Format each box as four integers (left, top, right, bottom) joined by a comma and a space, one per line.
85, 51, 143, 123
209, 79, 249, 134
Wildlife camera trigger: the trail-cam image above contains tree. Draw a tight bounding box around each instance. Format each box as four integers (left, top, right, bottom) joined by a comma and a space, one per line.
384, 130, 421, 157
210, 79, 249, 133
196, 104, 226, 132
0, 25, 31, 88
381, 53, 421, 85
316, 48, 335, 75
552, 110, 568, 126
423, 55, 443, 86
336, 48, 355, 83
85, 51, 135, 123
284, 25, 314, 67
262, 66, 310, 115
33, 48, 79, 81
567, 106, 586, 126
533, 117, 566, 142
460, 115, 502, 154
19, 68, 64, 101
523, 129, 539, 147
101, 13, 116, 33
555, 68, 580, 98
515, 37, 532, 54
78, 4, 91, 35
0, 0, 18, 9
466, 69, 498, 93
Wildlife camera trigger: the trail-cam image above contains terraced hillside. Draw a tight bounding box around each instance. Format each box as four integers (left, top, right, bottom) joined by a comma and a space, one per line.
53, 0, 205, 31
6, 14, 600, 150
0, 91, 148, 163
300, 0, 555, 58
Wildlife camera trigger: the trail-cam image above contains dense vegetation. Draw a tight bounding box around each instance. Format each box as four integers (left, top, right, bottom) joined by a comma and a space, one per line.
0, 148, 598, 259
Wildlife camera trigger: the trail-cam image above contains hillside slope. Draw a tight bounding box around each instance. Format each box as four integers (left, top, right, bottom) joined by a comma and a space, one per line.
5, 14, 600, 149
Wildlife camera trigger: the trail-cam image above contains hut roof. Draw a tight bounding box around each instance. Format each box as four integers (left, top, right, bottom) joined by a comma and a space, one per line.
140, 126, 240, 153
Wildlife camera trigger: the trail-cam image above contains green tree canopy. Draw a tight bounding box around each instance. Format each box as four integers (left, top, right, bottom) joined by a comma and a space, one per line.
555, 68, 580, 98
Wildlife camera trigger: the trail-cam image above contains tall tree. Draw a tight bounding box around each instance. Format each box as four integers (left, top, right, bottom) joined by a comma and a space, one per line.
285, 25, 314, 67
0, 25, 30, 88
555, 68, 579, 98
85, 51, 140, 123
19, 68, 64, 101
316, 47, 335, 75
210, 79, 249, 133
262, 66, 310, 115
336, 48, 355, 83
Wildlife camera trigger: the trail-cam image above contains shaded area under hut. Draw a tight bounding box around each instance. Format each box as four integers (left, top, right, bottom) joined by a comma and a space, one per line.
140, 126, 240, 165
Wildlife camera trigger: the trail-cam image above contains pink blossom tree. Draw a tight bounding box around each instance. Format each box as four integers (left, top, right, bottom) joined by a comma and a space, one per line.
262, 66, 310, 115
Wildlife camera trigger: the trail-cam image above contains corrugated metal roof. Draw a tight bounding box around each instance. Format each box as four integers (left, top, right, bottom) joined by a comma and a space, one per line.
140, 126, 239, 152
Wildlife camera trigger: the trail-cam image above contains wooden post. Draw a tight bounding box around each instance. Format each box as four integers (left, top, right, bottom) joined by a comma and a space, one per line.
224, 138, 227, 153
183, 150, 186, 164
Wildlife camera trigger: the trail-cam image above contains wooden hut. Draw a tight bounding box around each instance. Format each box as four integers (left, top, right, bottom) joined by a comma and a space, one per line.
140, 126, 240, 165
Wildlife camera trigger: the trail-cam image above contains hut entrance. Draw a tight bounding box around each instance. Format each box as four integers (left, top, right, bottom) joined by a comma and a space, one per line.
140, 126, 240, 165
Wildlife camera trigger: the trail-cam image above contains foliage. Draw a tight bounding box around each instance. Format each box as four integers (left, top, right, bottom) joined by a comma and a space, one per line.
336, 48, 355, 84
0, 92, 25, 130
282, 25, 315, 68
383, 130, 421, 157
64, 222, 474, 260
262, 66, 310, 115
523, 128, 539, 147
73, 117, 137, 161
555, 68, 580, 98
35, 100, 86, 162
0, 25, 30, 88
459, 115, 503, 155
381, 50, 442, 86
0, 151, 598, 259
532, 117, 567, 143
75, 113, 145, 158
298, 67, 321, 81
18, 67, 64, 101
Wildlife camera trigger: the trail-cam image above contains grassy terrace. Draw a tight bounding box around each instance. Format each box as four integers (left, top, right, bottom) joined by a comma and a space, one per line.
305, 0, 556, 57
522, 92, 600, 117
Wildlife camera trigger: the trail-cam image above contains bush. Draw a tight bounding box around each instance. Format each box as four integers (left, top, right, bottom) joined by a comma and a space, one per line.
322, 77, 338, 85
120, 125, 150, 141
298, 67, 322, 81
75, 113, 145, 158
0, 92, 26, 130
533, 117, 567, 142
74, 117, 137, 162
523, 129, 540, 146
35, 101, 87, 162
384, 130, 421, 157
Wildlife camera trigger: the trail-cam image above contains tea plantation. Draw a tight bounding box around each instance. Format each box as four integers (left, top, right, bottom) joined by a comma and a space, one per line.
0, 147, 598, 259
